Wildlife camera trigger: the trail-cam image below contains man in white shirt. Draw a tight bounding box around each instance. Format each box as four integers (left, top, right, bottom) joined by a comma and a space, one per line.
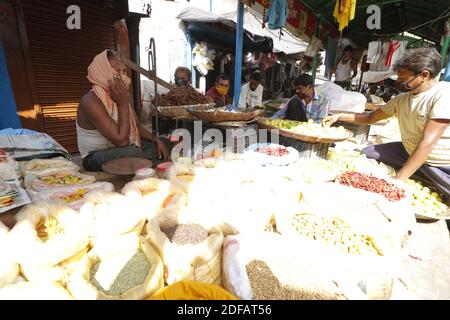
238, 71, 264, 109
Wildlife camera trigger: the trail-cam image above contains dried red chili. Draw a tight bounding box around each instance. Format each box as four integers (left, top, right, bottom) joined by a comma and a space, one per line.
256, 146, 289, 157
338, 171, 405, 202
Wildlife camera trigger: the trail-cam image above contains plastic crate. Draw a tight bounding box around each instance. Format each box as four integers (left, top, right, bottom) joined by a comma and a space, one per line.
334, 121, 370, 143
202, 123, 259, 154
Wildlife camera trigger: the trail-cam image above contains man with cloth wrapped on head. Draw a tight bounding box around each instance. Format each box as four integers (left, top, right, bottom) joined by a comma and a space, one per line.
76, 49, 169, 172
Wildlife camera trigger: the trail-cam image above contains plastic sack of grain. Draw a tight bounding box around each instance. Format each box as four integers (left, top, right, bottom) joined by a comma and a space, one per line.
27, 182, 114, 211
9, 201, 90, 284
273, 203, 401, 299
149, 280, 238, 300
167, 162, 197, 193
80, 191, 146, 246
223, 232, 394, 300
24, 171, 96, 191
0, 281, 73, 300
121, 178, 183, 219
284, 182, 415, 248
67, 234, 164, 300
213, 180, 276, 235
21, 157, 79, 177
0, 221, 20, 288
146, 207, 223, 285
0, 155, 20, 182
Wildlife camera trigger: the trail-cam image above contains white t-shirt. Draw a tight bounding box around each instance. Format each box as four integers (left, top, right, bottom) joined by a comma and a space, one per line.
381, 81, 450, 166
238, 83, 263, 109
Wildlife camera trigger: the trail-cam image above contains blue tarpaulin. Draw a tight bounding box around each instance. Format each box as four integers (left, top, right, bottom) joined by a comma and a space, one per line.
0, 39, 21, 130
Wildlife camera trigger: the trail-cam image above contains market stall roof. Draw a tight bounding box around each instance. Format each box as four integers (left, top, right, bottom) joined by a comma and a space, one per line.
300, 0, 450, 48
177, 6, 308, 55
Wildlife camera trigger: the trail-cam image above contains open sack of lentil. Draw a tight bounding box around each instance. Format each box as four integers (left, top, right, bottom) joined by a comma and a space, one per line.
223, 232, 351, 300
67, 233, 164, 300
121, 178, 184, 219
9, 201, 90, 284
79, 191, 146, 246
146, 207, 223, 285
24, 171, 96, 191
0, 221, 20, 288
27, 182, 114, 211
20, 157, 79, 177
0, 281, 74, 300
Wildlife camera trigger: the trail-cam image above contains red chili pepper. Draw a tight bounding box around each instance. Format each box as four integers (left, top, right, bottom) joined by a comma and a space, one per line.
338, 171, 405, 202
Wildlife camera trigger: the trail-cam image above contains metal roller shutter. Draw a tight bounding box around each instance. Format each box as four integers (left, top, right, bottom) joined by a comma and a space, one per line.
21, 0, 117, 153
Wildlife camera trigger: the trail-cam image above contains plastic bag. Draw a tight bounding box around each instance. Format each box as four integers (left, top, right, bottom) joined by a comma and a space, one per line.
10, 201, 90, 283
80, 191, 146, 246
121, 178, 181, 219
315, 81, 367, 113
24, 171, 96, 191
21, 157, 79, 177
27, 182, 114, 211
0, 221, 19, 288
0, 281, 74, 300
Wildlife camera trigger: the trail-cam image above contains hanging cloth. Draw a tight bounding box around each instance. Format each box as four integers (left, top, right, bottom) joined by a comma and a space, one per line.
389, 40, 408, 68
333, 0, 357, 31
366, 41, 382, 64
266, 0, 289, 30
385, 40, 401, 67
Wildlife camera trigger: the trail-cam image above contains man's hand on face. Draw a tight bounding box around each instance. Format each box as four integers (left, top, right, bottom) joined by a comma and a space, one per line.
108, 74, 130, 107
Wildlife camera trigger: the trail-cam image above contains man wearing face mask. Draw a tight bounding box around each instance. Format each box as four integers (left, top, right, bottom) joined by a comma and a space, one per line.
238, 71, 264, 109
323, 47, 450, 199
206, 74, 231, 107
174, 67, 192, 87
271, 74, 331, 123
76, 49, 170, 172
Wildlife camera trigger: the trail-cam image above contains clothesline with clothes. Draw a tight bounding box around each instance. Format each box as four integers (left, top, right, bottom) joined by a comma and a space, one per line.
366, 39, 409, 72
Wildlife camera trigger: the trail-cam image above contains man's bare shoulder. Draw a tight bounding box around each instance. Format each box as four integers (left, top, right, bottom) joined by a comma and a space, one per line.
79, 91, 102, 110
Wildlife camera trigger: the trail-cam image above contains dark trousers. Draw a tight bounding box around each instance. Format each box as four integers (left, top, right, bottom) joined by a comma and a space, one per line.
82, 139, 170, 172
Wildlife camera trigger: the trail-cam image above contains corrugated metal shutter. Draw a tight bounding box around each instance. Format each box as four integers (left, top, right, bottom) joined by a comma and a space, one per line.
21, 0, 117, 153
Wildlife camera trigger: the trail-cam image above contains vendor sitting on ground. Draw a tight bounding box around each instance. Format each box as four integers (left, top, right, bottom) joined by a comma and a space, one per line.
76, 49, 170, 172
238, 71, 263, 109
174, 66, 192, 87
206, 74, 231, 107
323, 47, 450, 199
271, 74, 330, 123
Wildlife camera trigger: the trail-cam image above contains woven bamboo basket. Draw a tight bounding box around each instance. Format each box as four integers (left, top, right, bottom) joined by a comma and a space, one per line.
188, 108, 264, 123
257, 119, 353, 144
157, 103, 215, 120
